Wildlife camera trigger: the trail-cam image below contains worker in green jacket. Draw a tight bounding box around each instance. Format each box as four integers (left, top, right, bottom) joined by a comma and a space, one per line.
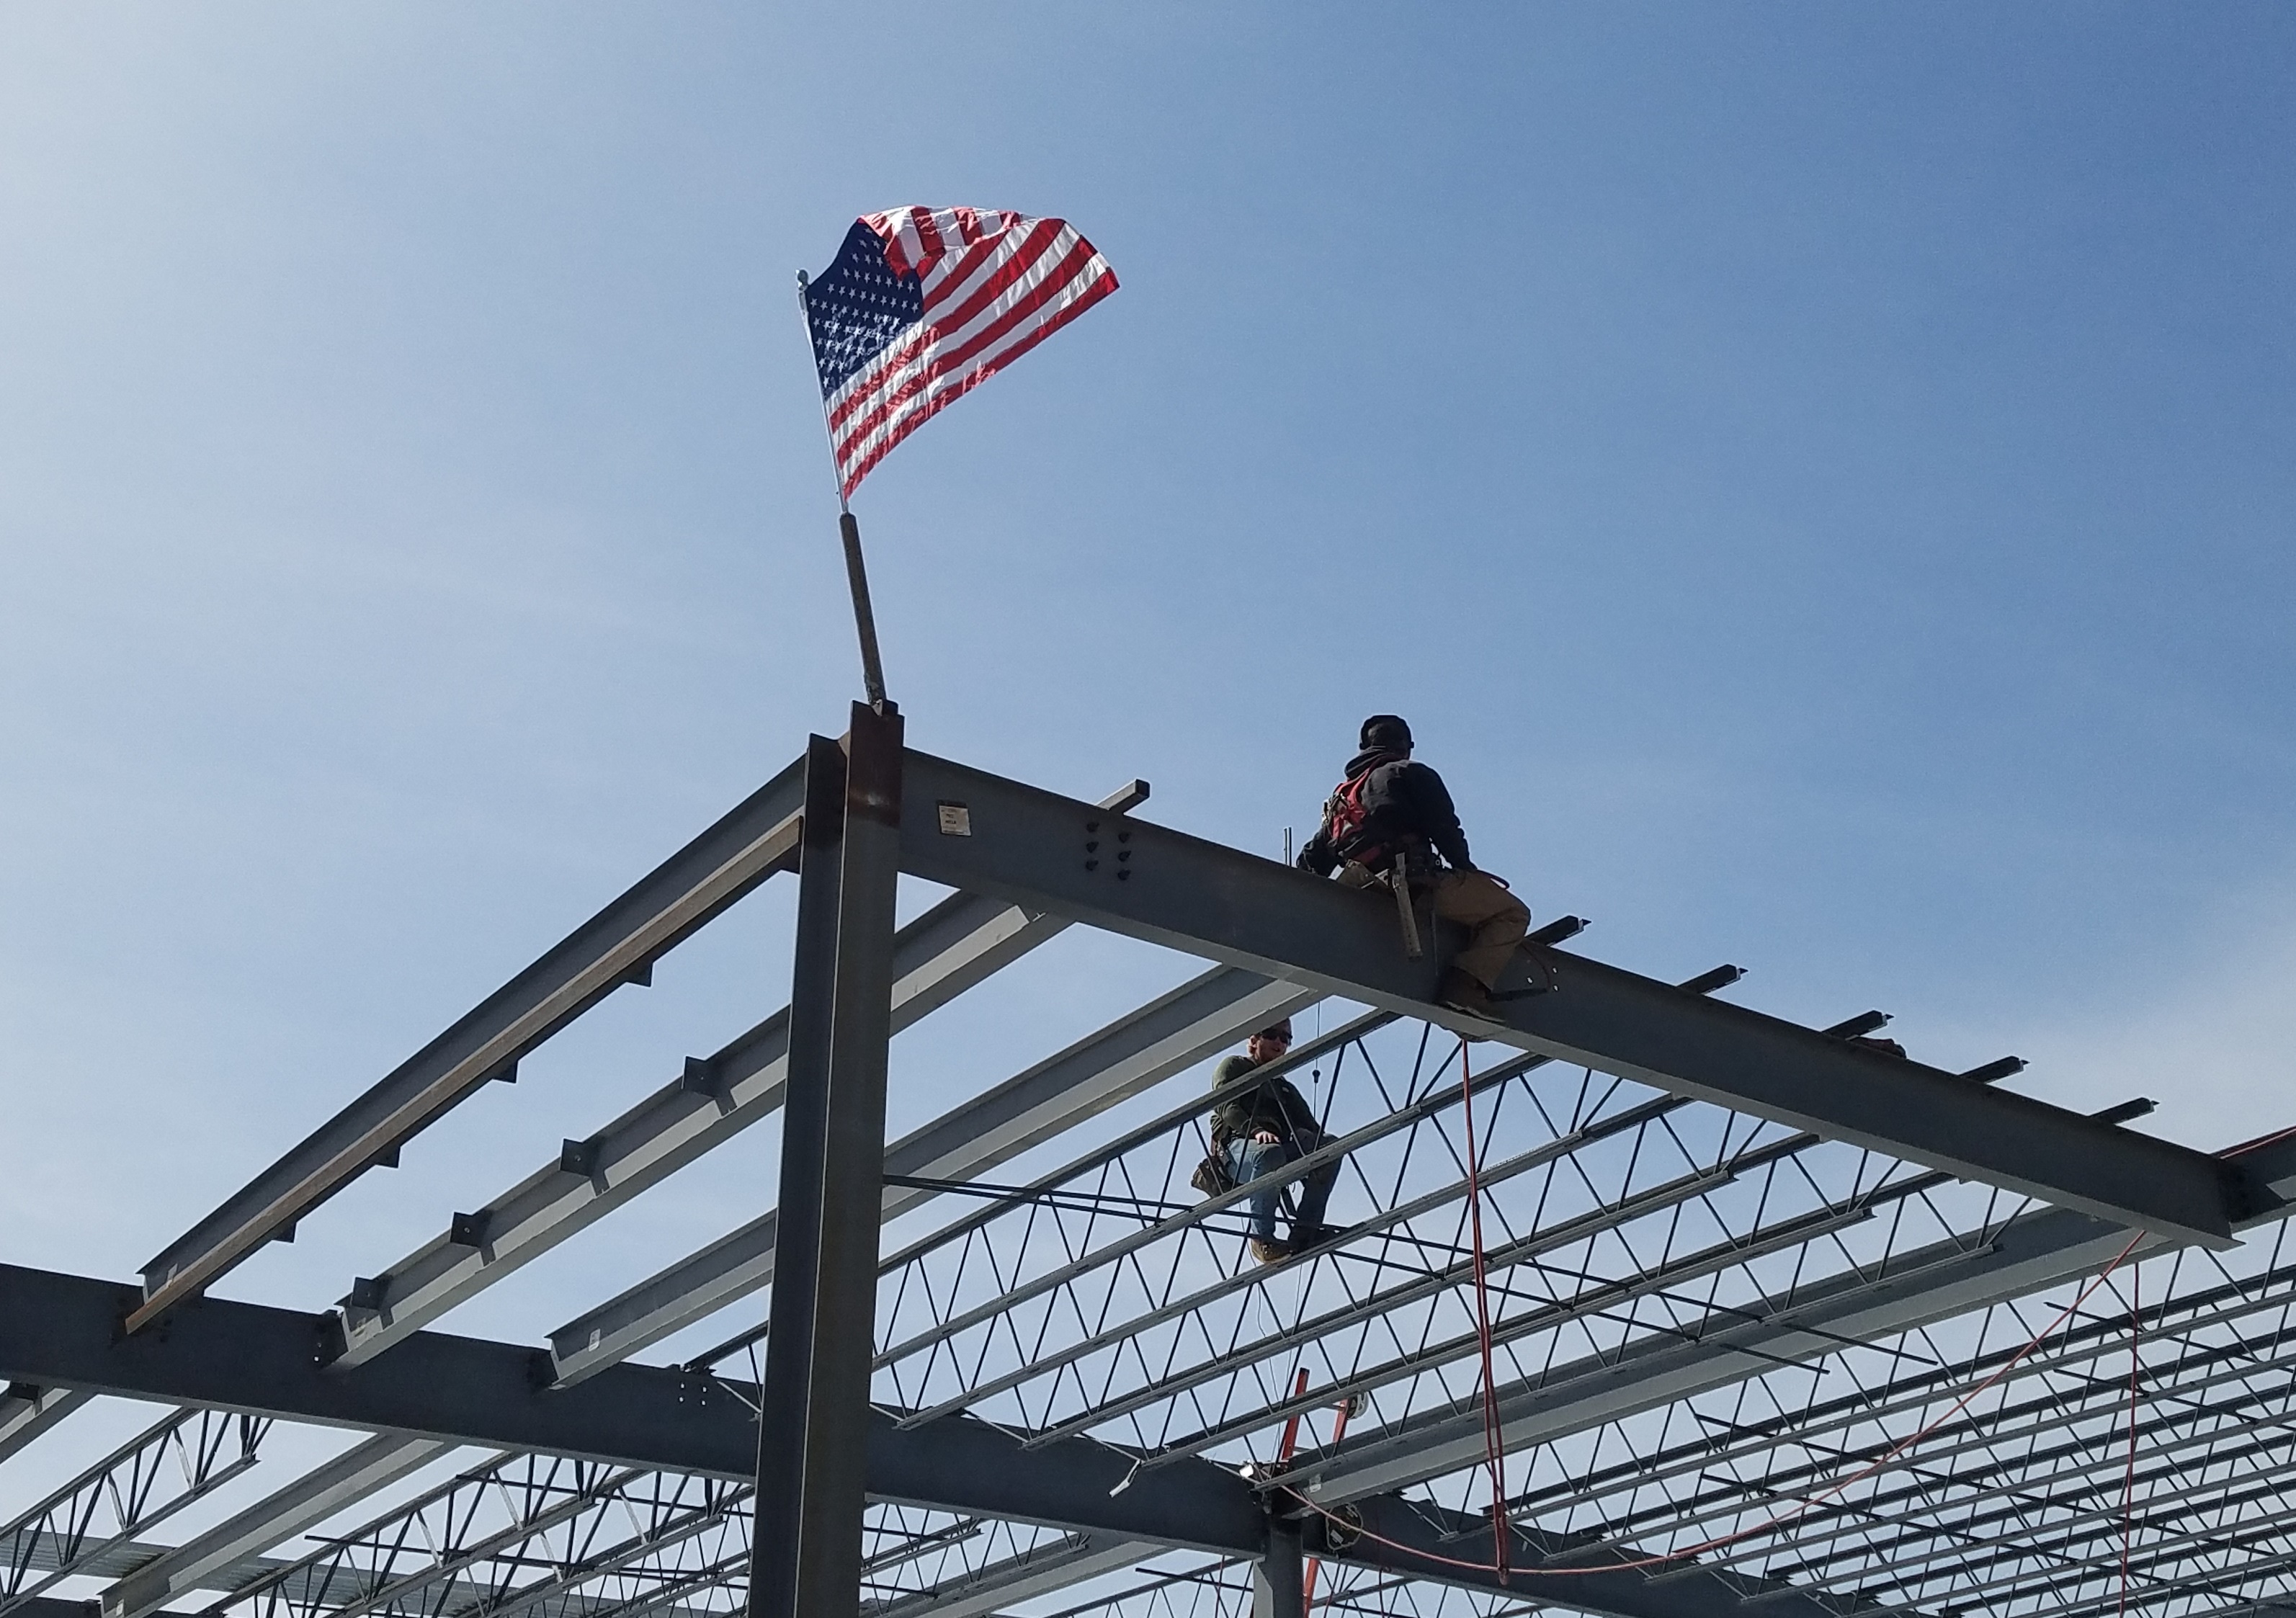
1208, 1019, 1344, 1264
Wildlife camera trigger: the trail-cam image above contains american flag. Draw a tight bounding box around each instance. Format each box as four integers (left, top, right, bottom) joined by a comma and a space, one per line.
800, 206, 1119, 497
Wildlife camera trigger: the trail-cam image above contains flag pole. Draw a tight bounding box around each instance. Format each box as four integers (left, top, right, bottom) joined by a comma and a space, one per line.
838, 509, 889, 712
798, 270, 891, 713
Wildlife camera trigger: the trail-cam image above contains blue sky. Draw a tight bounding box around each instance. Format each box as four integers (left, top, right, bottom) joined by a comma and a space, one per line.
3, 2, 2294, 1498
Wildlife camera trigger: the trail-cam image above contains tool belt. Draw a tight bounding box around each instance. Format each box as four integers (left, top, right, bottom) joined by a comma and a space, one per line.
1341, 852, 1426, 959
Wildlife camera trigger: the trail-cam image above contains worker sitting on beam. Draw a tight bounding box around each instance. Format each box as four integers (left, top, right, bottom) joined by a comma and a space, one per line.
1207, 1019, 1346, 1264
1297, 714, 1529, 1023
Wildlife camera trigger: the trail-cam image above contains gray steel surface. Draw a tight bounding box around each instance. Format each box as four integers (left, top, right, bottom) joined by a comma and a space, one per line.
0, 1262, 1265, 1557
12, 740, 2296, 1618
98, 1436, 452, 1618
857, 1533, 1154, 1618
751, 713, 906, 1618
331, 888, 1059, 1369
546, 967, 1310, 1385
894, 748, 2257, 1248
133, 756, 812, 1333
0, 1390, 88, 1467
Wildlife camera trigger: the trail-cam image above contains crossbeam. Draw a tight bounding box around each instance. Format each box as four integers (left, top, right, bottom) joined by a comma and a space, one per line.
895, 749, 2262, 1248
546, 962, 1315, 1385
133, 757, 813, 1334
0, 1260, 1943, 1618
1305, 1127, 2296, 1503
0, 1263, 1264, 1560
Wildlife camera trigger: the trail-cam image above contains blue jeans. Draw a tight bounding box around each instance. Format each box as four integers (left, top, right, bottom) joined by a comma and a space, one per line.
1225, 1131, 1339, 1241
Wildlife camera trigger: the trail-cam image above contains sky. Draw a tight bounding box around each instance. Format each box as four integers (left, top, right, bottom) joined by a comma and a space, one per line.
2, 0, 2293, 1528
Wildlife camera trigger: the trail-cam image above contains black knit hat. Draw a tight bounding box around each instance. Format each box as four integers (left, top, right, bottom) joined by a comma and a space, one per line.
1254, 1019, 1294, 1044
1359, 714, 1413, 751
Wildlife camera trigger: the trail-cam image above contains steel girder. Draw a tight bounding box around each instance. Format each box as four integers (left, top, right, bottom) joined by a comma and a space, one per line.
99, 1436, 454, 1618
1297, 1492, 1893, 1618
21, 741, 2296, 1618
133, 757, 813, 1335
331, 777, 1154, 1374
893, 748, 2263, 1248
856, 1532, 1158, 1618
0, 1389, 87, 1467
1303, 1132, 2296, 1506
325, 888, 1055, 1367
750, 714, 908, 1618
546, 962, 1315, 1386
1, 1406, 269, 1613
0, 1263, 1267, 1559
215, 1451, 751, 1618
0, 1261, 1946, 1618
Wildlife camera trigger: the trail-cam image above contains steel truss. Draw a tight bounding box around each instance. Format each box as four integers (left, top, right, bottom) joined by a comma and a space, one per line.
1, 1408, 267, 1612
4, 728, 2295, 1618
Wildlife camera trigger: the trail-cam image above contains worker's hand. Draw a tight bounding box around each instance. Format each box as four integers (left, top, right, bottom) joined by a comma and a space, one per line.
1252, 1129, 1281, 1145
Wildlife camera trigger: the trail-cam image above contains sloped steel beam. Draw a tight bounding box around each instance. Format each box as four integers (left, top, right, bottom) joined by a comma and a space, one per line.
547, 965, 1316, 1385
894, 749, 2261, 1248
133, 757, 814, 1334
1303, 1128, 2296, 1504
98, 1434, 453, 1618
331, 783, 1149, 1370
0, 1385, 89, 1464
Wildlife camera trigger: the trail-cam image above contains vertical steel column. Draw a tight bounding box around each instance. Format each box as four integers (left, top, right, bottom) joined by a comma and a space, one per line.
747, 705, 904, 1618
1254, 1515, 1304, 1618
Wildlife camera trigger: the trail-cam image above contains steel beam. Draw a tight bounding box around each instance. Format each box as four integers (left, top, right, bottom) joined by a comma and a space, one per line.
1304, 1130, 2296, 1503
24, 1601, 195, 1618
749, 710, 906, 1618
97, 1434, 452, 1618
895, 748, 2261, 1248
0, 1385, 89, 1464
0, 1262, 1265, 1558
1308, 1494, 1890, 1618
333, 782, 1150, 1370
133, 756, 814, 1333
0, 1258, 2138, 1618
858, 1534, 1156, 1618
547, 964, 1315, 1385
1253, 1516, 1303, 1618
1, 1407, 267, 1611
327, 893, 1049, 1367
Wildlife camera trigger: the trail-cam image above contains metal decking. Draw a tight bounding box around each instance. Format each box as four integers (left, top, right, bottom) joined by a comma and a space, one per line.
4, 719, 2292, 1618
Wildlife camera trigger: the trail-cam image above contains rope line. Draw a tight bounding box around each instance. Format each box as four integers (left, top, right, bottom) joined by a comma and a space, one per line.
1456, 1037, 1511, 1573
1284, 1230, 2147, 1585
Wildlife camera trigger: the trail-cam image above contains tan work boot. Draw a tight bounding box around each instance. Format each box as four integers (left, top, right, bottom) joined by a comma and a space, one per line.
1437, 969, 1505, 1024
1249, 1237, 1293, 1265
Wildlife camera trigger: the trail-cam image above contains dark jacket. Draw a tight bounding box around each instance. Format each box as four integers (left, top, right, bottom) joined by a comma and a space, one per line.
1209, 1054, 1321, 1147
1296, 748, 1473, 878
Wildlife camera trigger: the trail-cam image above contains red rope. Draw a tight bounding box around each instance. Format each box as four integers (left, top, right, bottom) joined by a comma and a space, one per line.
1457, 1038, 1511, 1573
1287, 1230, 2145, 1584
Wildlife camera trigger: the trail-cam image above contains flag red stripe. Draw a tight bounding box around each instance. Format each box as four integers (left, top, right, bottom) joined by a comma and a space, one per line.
834, 264, 1117, 493
829, 241, 1109, 470
826, 217, 1071, 437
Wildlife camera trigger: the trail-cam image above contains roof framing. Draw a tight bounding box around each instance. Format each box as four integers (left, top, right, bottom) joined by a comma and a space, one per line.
9, 731, 2294, 1618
